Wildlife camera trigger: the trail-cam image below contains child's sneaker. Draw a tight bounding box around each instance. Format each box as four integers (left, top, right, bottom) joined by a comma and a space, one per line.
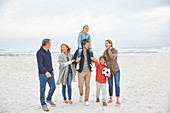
90, 63, 95, 70
103, 102, 107, 106
76, 63, 80, 70
96, 98, 100, 102
90, 63, 93, 67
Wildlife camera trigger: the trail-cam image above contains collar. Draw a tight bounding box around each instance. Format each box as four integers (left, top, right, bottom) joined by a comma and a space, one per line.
100, 63, 106, 67
40, 46, 49, 53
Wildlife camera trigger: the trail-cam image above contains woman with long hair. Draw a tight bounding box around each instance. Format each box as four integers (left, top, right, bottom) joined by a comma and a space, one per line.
57, 44, 76, 104
103, 40, 121, 104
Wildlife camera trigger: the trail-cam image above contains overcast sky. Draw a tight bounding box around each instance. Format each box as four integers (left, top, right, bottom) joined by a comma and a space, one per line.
0, 0, 170, 51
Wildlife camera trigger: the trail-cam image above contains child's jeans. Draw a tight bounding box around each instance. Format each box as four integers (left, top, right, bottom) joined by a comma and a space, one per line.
77, 48, 94, 63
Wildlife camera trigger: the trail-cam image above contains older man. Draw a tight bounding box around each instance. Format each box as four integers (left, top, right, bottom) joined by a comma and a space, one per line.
36, 38, 56, 111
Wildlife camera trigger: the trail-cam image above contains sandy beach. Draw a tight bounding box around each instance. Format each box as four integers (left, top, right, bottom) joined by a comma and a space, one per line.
0, 53, 170, 113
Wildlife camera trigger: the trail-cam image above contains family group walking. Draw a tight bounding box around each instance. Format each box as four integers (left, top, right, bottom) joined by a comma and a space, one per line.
36, 25, 121, 111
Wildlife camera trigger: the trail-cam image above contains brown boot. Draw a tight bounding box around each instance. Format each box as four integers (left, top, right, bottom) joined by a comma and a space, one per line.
96, 98, 100, 102
103, 102, 107, 106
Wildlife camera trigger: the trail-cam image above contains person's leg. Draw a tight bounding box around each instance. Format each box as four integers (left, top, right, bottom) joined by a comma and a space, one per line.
89, 49, 94, 63
101, 83, 106, 102
89, 49, 94, 57
96, 82, 101, 102
78, 72, 85, 96
76, 48, 82, 70
107, 74, 113, 103
62, 85, 67, 101
39, 74, 48, 106
46, 73, 56, 101
67, 73, 72, 101
84, 71, 91, 101
77, 48, 83, 58
114, 70, 120, 104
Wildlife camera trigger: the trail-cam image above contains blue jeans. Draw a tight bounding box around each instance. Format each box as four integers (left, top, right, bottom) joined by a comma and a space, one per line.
77, 48, 94, 63
39, 72, 56, 106
107, 70, 120, 97
62, 72, 72, 100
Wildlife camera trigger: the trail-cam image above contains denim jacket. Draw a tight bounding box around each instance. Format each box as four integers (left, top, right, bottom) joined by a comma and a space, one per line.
77, 32, 92, 49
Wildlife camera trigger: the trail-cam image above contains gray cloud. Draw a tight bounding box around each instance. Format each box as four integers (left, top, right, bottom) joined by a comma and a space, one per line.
0, 0, 170, 49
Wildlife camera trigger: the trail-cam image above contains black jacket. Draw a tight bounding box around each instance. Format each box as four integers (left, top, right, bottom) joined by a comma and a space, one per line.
72, 50, 92, 73
36, 46, 53, 74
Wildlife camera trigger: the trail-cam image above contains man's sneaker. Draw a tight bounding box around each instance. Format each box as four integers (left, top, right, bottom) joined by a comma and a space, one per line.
79, 95, 83, 102
46, 100, 56, 107
85, 101, 89, 106
76, 63, 80, 70
42, 105, 49, 111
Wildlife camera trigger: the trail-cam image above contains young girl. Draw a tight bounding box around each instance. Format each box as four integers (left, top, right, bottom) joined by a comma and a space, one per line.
76, 25, 94, 70
94, 56, 111, 106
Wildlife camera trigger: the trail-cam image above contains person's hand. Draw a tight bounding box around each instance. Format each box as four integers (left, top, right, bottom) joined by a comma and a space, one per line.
76, 57, 81, 62
89, 49, 92, 52
45, 72, 51, 78
93, 58, 98, 62
71, 59, 75, 63
107, 73, 111, 78
109, 47, 113, 50
91, 57, 95, 61
52, 71, 54, 75
79, 49, 82, 52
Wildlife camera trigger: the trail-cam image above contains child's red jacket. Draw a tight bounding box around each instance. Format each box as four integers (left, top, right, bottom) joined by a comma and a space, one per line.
95, 61, 111, 83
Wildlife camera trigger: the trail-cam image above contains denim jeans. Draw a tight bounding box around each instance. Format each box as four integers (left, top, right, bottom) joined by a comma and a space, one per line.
39, 72, 56, 106
62, 72, 72, 100
107, 70, 120, 97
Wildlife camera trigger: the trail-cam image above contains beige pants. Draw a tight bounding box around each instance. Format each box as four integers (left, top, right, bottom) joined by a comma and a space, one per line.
78, 71, 91, 101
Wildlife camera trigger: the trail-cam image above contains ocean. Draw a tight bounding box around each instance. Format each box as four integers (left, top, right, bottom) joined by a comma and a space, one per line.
0, 46, 170, 56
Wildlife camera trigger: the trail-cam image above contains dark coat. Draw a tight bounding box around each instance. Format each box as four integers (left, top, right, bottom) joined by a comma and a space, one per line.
72, 50, 92, 73
36, 46, 53, 74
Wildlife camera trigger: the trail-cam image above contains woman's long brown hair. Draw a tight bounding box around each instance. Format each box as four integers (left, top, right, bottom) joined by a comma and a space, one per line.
103, 40, 115, 56
60, 44, 71, 53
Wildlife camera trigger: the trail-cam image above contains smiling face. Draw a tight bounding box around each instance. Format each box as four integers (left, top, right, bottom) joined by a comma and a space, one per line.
83, 26, 89, 34
105, 41, 112, 49
61, 44, 68, 53
100, 58, 105, 65
83, 42, 89, 50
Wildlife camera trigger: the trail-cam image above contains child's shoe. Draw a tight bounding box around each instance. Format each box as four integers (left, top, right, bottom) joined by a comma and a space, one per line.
103, 102, 107, 106
96, 98, 100, 102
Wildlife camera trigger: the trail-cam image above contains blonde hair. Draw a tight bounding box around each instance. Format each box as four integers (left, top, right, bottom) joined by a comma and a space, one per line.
60, 44, 71, 53
79, 25, 89, 34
